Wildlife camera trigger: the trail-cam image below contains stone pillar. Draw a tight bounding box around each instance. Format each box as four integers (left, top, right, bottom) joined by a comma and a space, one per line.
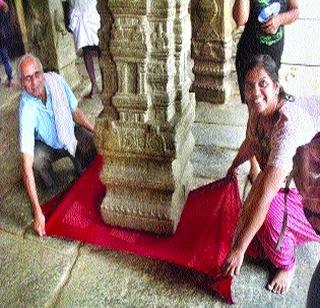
95, 0, 195, 235
191, 0, 234, 104
14, 0, 29, 52
24, 0, 80, 89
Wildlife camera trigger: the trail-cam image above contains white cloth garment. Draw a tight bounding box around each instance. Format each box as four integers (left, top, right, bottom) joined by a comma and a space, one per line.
45, 72, 78, 156
69, 0, 101, 51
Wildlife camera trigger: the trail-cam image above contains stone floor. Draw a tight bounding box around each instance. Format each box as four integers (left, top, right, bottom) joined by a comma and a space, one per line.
0, 60, 319, 307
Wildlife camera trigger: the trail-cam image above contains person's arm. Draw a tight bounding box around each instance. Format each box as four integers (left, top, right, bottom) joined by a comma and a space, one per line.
222, 165, 287, 276
233, 0, 250, 27
227, 137, 256, 176
72, 107, 94, 133
262, 0, 299, 34
21, 153, 46, 236
19, 100, 45, 236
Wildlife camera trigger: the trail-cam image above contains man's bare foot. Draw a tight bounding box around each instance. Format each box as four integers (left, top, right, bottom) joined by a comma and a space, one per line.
267, 265, 296, 295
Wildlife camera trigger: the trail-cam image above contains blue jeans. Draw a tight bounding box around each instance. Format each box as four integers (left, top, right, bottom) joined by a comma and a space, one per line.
0, 47, 13, 81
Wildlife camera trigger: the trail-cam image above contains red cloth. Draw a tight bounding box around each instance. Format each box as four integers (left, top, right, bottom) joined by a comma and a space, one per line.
43, 155, 241, 304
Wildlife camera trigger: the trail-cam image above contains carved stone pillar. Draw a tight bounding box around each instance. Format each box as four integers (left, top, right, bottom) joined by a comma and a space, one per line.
24, 0, 80, 89
14, 0, 29, 52
191, 0, 234, 104
95, 0, 195, 235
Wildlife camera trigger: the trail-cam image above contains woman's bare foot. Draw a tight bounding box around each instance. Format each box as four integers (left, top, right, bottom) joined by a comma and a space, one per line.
267, 265, 296, 295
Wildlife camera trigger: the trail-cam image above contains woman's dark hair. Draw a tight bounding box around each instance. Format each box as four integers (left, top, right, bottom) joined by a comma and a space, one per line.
245, 54, 294, 102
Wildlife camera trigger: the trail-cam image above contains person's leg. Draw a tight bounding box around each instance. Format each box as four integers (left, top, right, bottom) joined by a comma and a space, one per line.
260, 41, 284, 73
307, 261, 320, 308
83, 46, 97, 98
74, 126, 97, 171
0, 47, 14, 86
236, 48, 261, 182
33, 141, 68, 188
257, 189, 320, 294
235, 48, 247, 105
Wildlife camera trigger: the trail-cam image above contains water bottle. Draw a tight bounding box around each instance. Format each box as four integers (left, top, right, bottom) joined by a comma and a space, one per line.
258, 2, 281, 23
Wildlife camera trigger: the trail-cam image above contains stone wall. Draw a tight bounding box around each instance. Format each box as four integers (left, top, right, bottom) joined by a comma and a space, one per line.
280, 0, 320, 95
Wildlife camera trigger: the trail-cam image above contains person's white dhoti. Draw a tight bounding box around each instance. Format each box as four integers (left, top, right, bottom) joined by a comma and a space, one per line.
69, 0, 101, 51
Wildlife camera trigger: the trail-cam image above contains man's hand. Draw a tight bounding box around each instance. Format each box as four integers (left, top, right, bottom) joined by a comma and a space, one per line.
221, 247, 245, 277
72, 107, 94, 133
262, 15, 281, 34
22, 153, 46, 236
34, 211, 46, 236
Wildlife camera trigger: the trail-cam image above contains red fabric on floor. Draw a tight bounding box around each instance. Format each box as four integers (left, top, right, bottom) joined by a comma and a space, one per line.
43, 155, 241, 304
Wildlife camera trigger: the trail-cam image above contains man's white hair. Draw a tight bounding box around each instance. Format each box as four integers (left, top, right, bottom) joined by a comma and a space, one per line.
17, 53, 43, 82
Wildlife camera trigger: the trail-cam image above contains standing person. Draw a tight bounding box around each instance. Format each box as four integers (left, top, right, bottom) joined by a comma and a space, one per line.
222, 54, 320, 295
69, 0, 101, 98
233, 0, 299, 181
0, 0, 14, 87
18, 53, 97, 237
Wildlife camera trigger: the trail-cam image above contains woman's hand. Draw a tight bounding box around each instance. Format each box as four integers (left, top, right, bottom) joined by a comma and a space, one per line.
34, 211, 46, 237
262, 15, 281, 34
221, 247, 245, 277
227, 165, 239, 178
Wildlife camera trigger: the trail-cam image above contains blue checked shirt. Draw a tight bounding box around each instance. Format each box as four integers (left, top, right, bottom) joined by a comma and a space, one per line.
19, 76, 78, 156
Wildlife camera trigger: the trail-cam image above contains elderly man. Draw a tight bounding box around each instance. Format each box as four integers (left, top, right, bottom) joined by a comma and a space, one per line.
18, 53, 96, 236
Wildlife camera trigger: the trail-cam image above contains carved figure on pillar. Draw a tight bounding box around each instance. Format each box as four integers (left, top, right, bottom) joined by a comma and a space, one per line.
191, 0, 233, 104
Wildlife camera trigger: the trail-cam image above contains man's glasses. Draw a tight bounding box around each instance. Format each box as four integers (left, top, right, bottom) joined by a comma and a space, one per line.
22, 71, 43, 84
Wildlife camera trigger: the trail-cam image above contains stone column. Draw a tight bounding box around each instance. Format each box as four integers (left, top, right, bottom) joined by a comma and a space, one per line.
191, 0, 234, 104
14, 0, 29, 52
95, 0, 195, 235
24, 0, 80, 89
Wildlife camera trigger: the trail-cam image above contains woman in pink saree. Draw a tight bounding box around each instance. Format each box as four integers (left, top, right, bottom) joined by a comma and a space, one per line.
222, 54, 320, 295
